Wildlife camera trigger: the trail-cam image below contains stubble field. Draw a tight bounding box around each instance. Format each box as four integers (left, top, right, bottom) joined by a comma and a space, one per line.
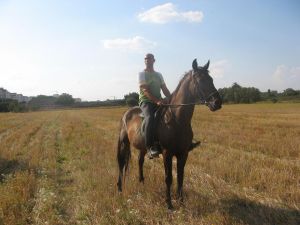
0, 103, 299, 225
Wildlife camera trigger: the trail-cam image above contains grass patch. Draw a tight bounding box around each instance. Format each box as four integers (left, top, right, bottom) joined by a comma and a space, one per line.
0, 104, 299, 224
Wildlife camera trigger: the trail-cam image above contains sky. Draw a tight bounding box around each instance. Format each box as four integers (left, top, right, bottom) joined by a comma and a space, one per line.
0, 0, 299, 101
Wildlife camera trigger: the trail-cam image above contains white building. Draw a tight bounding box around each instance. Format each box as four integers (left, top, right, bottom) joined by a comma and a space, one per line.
5, 92, 11, 99
0, 88, 31, 102
0, 88, 7, 99
10, 93, 17, 101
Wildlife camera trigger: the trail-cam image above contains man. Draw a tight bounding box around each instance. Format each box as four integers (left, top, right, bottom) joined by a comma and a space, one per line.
139, 53, 171, 158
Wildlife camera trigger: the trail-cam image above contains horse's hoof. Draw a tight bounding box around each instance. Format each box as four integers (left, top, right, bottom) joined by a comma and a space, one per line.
179, 201, 185, 207
167, 202, 174, 210
177, 196, 184, 205
117, 183, 122, 192
167, 205, 174, 211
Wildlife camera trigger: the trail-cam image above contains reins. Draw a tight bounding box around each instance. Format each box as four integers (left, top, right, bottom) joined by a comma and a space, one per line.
160, 102, 203, 107
161, 90, 218, 108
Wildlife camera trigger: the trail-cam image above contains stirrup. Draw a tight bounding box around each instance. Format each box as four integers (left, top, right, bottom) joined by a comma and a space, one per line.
148, 146, 160, 159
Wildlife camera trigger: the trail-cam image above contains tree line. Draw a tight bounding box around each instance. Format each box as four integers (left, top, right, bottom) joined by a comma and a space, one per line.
218, 83, 300, 104
218, 83, 261, 104
124, 83, 300, 106
1, 84, 299, 112
0, 93, 77, 112
0, 99, 27, 112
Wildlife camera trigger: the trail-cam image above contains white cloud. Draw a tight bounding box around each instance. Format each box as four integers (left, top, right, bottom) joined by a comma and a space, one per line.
138, 3, 204, 24
272, 65, 300, 90
273, 65, 300, 83
210, 60, 229, 78
102, 36, 156, 52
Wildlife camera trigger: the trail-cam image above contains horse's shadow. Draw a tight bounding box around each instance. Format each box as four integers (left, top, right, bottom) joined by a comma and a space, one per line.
184, 189, 300, 225
181, 188, 221, 217
0, 157, 29, 182
220, 197, 300, 225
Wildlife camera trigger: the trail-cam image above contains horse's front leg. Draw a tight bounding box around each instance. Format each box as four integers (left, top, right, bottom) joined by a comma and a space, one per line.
138, 150, 146, 183
163, 152, 173, 209
177, 152, 188, 204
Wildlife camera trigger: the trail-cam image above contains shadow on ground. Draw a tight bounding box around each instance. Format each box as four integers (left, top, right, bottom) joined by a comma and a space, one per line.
0, 158, 30, 182
184, 189, 220, 218
220, 196, 300, 225
182, 189, 300, 225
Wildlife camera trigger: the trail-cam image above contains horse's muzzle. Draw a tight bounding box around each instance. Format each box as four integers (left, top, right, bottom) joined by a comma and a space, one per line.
207, 93, 222, 111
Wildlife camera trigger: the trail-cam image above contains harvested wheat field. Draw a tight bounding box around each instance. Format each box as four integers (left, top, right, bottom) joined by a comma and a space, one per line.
0, 103, 299, 225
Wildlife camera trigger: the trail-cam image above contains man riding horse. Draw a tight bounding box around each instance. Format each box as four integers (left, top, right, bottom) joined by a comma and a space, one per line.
118, 57, 222, 209
138, 53, 171, 158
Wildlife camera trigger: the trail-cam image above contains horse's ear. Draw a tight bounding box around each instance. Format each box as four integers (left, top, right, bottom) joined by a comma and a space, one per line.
192, 59, 198, 70
203, 60, 210, 70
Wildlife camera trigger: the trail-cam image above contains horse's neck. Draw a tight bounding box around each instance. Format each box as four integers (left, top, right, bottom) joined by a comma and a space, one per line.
169, 74, 195, 125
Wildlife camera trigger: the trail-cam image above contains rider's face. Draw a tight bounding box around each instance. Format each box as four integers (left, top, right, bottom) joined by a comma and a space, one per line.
145, 56, 155, 67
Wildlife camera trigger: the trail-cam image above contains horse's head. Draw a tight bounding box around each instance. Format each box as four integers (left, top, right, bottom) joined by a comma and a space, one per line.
192, 59, 222, 111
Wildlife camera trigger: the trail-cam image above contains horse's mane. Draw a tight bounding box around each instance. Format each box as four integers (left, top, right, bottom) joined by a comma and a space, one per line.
170, 70, 192, 101
168, 67, 210, 103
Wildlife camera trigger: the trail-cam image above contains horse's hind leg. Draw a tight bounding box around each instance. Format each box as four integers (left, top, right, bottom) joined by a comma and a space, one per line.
117, 131, 130, 192
138, 151, 146, 183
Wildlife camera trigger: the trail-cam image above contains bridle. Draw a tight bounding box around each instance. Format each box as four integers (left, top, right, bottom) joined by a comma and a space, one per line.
201, 90, 219, 104
154, 71, 219, 127
162, 71, 218, 107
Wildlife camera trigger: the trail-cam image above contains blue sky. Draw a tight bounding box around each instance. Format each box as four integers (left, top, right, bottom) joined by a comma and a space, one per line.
0, 0, 299, 101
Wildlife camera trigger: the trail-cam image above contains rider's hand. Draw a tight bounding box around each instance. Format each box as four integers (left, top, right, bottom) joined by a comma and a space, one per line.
156, 100, 164, 105
162, 97, 169, 104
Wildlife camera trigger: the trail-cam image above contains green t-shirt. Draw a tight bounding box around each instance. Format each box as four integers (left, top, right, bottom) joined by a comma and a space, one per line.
138, 71, 165, 105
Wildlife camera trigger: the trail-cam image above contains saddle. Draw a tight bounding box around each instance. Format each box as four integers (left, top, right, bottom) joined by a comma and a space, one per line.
138, 107, 201, 152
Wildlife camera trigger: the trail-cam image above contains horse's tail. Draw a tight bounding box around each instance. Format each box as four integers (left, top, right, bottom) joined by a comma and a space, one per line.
117, 117, 131, 192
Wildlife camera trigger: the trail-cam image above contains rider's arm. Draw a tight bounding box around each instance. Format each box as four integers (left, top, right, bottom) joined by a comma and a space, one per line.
140, 84, 162, 105
161, 84, 171, 98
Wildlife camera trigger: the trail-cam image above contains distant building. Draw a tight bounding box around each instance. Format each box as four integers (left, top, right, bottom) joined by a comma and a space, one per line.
10, 93, 17, 101
5, 92, 12, 99
0, 87, 31, 102
23, 96, 32, 102
0, 88, 7, 99
16, 94, 23, 102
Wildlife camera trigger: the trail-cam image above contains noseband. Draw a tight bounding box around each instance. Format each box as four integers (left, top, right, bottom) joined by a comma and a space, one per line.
201, 90, 219, 104
192, 71, 218, 104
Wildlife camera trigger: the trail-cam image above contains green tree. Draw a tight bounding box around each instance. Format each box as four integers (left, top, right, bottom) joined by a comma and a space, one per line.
55, 93, 75, 106
28, 95, 57, 110
0, 99, 18, 112
0, 99, 28, 112
124, 92, 139, 107
282, 88, 297, 96
218, 83, 261, 104
8, 101, 20, 112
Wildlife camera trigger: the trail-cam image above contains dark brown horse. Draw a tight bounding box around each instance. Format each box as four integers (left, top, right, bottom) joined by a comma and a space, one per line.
117, 59, 222, 209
